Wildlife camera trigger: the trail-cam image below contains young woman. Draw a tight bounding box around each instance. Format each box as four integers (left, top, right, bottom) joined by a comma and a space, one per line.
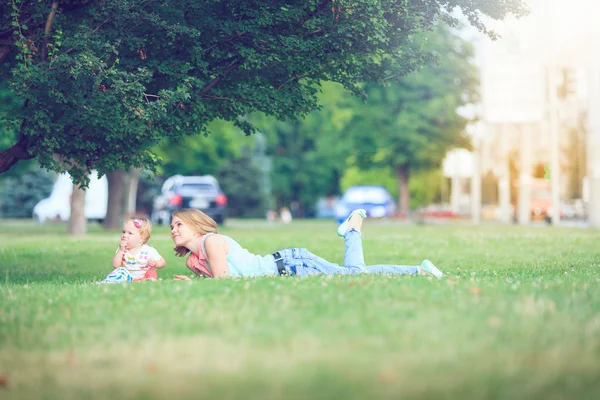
171, 208, 443, 280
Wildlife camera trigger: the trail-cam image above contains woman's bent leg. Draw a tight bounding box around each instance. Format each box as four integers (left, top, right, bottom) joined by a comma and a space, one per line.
343, 229, 366, 269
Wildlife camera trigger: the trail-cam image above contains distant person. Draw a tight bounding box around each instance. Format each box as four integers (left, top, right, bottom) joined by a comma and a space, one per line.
266, 210, 278, 222
170, 208, 443, 280
280, 207, 292, 223
100, 217, 166, 283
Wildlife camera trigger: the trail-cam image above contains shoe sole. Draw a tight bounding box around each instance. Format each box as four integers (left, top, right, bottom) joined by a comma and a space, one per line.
337, 209, 367, 237
420, 259, 444, 279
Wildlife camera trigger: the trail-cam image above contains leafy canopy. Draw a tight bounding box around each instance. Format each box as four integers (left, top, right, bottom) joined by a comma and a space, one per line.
0, 0, 527, 184
346, 23, 478, 173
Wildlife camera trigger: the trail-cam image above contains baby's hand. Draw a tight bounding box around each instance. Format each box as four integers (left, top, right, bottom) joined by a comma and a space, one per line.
146, 259, 157, 269
119, 239, 128, 252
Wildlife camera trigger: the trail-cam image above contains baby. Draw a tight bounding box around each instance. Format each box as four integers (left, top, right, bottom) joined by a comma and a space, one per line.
100, 217, 166, 283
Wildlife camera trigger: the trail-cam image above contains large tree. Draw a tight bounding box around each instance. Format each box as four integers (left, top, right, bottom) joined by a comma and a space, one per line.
344, 24, 479, 214
0, 0, 527, 185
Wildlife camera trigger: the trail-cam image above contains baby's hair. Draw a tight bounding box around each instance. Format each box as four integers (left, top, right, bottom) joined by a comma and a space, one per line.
125, 216, 152, 243
172, 209, 218, 257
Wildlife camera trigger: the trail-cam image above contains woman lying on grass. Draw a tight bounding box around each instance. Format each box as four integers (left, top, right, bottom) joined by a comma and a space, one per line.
171, 208, 443, 280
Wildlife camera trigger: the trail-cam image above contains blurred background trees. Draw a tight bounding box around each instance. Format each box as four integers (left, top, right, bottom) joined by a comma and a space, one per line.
0, 168, 53, 218
0, 0, 529, 231
0, 23, 480, 223
342, 25, 478, 214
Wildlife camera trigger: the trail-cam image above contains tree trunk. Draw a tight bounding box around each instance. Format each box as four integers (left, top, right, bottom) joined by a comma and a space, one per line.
0, 136, 34, 173
68, 184, 87, 236
396, 165, 411, 216
126, 168, 141, 214
103, 170, 127, 230
292, 184, 303, 218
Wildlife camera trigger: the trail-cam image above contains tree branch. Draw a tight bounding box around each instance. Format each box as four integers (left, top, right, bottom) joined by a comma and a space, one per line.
293, 0, 331, 31
200, 57, 245, 95
202, 30, 248, 55
276, 73, 309, 91
40, 1, 59, 62
0, 136, 34, 174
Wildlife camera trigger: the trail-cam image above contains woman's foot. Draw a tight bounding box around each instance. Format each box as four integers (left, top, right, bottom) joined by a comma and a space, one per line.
418, 259, 444, 279
337, 209, 367, 237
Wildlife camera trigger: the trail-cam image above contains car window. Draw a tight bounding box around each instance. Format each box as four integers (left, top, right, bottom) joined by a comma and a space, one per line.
343, 187, 389, 203
178, 183, 216, 195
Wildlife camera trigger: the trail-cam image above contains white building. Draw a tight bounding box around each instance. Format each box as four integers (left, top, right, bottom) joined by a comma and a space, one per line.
470, 0, 596, 225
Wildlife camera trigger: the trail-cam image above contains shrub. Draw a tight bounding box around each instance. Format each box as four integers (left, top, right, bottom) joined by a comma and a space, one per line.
0, 168, 54, 218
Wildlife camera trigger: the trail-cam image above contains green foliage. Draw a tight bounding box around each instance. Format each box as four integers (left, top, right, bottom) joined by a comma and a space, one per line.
155, 120, 247, 177
0, 0, 528, 184
408, 169, 444, 209
347, 24, 478, 171
252, 81, 354, 215
343, 24, 479, 211
341, 164, 398, 197
0, 167, 54, 218
0, 82, 35, 177
340, 164, 444, 209
217, 151, 267, 218
0, 82, 19, 148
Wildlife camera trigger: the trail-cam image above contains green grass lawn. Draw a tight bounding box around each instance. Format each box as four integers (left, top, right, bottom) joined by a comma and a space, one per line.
1, 218, 599, 400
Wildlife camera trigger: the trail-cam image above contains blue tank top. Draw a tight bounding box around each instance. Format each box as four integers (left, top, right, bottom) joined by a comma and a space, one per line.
201, 233, 278, 277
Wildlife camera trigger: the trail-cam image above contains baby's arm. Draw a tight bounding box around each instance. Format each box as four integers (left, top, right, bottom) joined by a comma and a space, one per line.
144, 246, 166, 270
112, 240, 128, 268
147, 257, 166, 269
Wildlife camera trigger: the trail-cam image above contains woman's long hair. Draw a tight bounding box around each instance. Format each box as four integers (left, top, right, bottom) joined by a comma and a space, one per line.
172, 209, 218, 257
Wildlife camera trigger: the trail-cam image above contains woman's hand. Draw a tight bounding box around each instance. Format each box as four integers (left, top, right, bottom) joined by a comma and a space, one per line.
173, 275, 192, 281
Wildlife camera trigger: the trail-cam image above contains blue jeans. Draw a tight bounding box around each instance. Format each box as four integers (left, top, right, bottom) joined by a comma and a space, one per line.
278, 229, 418, 276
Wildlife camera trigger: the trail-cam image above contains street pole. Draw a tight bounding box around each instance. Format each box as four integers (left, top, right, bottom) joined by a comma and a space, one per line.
518, 123, 533, 225
498, 124, 512, 223
451, 150, 461, 215
471, 130, 482, 225
548, 64, 562, 226
546, 1, 561, 226
588, 50, 600, 228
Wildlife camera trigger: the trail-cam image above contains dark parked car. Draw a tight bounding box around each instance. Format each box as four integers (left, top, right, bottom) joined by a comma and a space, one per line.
335, 185, 396, 224
151, 175, 227, 225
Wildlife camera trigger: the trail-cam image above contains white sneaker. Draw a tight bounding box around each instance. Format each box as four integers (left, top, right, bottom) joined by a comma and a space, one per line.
337, 209, 367, 237
418, 259, 444, 279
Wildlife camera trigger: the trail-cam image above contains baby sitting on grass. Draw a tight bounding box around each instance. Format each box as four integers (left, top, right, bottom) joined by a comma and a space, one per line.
100, 217, 166, 283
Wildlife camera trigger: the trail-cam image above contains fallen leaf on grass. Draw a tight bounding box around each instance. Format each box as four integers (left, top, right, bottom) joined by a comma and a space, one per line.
66, 350, 77, 367
470, 287, 482, 295
145, 362, 158, 373
0, 374, 8, 388
378, 368, 397, 384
